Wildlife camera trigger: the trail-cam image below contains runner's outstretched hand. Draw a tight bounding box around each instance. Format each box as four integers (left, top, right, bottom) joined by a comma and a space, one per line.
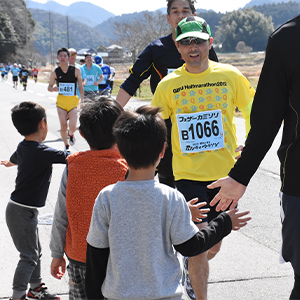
207, 176, 247, 211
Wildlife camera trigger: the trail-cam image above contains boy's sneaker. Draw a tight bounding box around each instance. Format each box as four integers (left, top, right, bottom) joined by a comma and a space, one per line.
68, 131, 76, 146
27, 283, 60, 300
182, 257, 196, 300
65, 144, 70, 151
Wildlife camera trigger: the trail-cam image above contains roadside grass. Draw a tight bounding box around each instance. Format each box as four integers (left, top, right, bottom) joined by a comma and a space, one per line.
111, 79, 152, 102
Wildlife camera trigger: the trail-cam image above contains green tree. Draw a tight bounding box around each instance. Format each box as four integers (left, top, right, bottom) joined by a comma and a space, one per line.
215, 8, 274, 52
197, 10, 224, 37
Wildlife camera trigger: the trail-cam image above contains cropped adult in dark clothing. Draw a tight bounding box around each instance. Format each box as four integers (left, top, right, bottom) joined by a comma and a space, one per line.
208, 14, 300, 299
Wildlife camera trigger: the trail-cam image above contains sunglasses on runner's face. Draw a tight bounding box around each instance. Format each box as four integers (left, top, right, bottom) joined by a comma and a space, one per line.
71, 53, 77, 56
179, 37, 207, 45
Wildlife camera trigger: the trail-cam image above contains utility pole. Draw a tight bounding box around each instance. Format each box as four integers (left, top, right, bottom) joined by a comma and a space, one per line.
49, 11, 52, 65
67, 15, 70, 48
52, 19, 54, 64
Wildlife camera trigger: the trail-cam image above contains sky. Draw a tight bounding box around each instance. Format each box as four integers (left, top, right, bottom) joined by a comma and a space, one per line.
32, 0, 251, 15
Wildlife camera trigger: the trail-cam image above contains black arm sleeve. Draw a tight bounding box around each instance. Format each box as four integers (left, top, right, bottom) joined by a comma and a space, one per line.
174, 212, 232, 257
209, 46, 218, 62
10, 151, 18, 164
85, 244, 109, 300
228, 33, 288, 186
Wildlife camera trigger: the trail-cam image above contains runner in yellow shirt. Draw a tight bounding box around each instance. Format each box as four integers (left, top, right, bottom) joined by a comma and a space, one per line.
151, 16, 254, 300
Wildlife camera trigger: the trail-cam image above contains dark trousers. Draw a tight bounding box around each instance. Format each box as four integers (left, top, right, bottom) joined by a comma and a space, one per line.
6, 201, 42, 298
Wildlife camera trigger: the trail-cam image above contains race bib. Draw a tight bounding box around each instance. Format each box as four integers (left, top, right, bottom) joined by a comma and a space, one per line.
86, 75, 95, 85
59, 83, 75, 96
177, 109, 224, 153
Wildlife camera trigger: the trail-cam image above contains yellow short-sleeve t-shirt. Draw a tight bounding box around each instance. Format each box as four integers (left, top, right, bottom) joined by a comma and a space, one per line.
151, 60, 255, 182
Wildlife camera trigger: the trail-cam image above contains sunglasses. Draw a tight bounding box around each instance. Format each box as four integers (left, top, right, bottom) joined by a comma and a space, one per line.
70, 53, 77, 56
179, 37, 207, 45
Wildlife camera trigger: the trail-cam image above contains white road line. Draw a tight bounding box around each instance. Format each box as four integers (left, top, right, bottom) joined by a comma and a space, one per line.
48, 97, 56, 102
36, 93, 45, 97
27, 90, 34, 93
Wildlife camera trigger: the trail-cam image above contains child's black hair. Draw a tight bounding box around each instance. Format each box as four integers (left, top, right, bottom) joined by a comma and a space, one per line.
11, 101, 46, 136
79, 96, 123, 150
113, 105, 167, 169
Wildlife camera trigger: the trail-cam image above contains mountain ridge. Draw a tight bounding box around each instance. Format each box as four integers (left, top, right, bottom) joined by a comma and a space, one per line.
27, 0, 300, 56
26, 0, 115, 27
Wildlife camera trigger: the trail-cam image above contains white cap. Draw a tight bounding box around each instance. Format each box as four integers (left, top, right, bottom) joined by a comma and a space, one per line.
68, 48, 77, 53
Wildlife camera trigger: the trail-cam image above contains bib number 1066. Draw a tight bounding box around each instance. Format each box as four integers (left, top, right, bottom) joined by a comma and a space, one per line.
182, 120, 219, 140
176, 110, 224, 153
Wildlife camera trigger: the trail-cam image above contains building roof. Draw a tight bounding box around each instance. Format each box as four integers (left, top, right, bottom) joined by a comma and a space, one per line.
107, 44, 123, 50
77, 48, 97, 55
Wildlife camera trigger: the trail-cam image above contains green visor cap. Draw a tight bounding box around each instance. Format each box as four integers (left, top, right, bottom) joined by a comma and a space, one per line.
175, 16, 211, 42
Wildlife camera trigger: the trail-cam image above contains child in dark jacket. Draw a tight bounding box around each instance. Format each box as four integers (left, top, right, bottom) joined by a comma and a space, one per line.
1, 101, 69, 300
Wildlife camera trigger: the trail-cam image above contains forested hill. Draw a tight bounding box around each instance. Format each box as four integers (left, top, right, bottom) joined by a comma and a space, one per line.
30, 8, 111, 56
0, 0, 35, 61
245, 0, 300, 8
5, 0, 299, 58
251, 1, 300, 28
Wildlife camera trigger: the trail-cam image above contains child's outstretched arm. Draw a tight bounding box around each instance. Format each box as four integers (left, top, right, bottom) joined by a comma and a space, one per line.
1, 160, 17, 167
226, 209, 251, 230
187, 198, 210, 223
174, 210, 250, 257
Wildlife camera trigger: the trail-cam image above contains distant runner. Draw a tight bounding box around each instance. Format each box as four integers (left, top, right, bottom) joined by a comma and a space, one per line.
48, 47, 84, 150
32, 66, 39, 83
1, 64, 5, 82
20, 65, 29, 91
107, 62, 115, 90
11, 63, 20, 89
68, 48, 87, 103
82, 53, 103, 101
5, 63, 11, 81
94, 55, 111, 95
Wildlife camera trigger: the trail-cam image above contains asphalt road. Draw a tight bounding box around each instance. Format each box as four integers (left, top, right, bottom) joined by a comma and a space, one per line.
0, 78, 293, 299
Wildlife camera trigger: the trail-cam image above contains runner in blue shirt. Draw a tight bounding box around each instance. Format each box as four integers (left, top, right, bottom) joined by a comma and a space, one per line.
94, 55, 111, 95
5, 63, 11, 81
11, 63, 20, 89
1, 64, 6, 82
82, 53, 103, 101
